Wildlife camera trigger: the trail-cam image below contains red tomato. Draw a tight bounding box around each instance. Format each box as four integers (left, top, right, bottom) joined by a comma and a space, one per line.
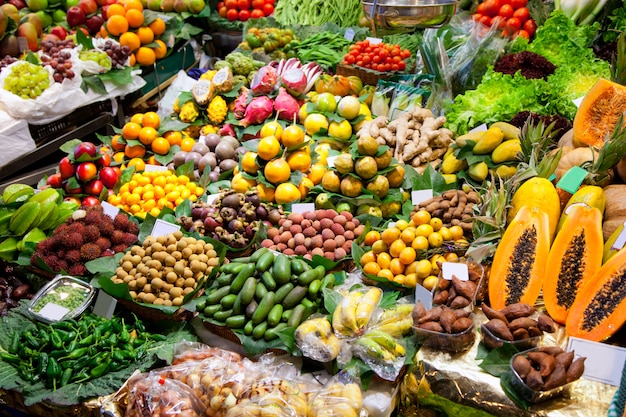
265, 0, 274, 5
513, 7, 529, 22
239, 8, 250, 20
401, 49, 411, 59
476, 2, 486, 14
505, 17, 521, 34
479, 15, 492, 26
391, 63, 399, 71
482, 0, 501, 17
251, 0, 263, 7
226, 7, 238, 20
498, 4, 513, 18
492, 16, 506, 29
515, 29, 530, 39
510, 0, 527, 8
237, 0, 250, 9
218, 5, 227, 17
398, 61, 406, 71
523, 18, 537, 36
344, 54, 356, 64
224, 0, 237, 8
250, 8, 263, 17
262, 3, 274, 15
216, 1, 224, 8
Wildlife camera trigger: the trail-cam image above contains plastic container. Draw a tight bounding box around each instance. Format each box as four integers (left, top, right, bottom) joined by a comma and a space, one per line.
413, 315, 476, 353
480, 322, 542, 351
431, 259, 484, 311
27, 275, 95, 323
509, 348, 575, 403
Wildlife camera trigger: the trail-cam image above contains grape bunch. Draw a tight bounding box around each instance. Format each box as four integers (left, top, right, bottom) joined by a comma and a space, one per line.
40, 38, 76, 55
79, 49, 112, 72
40, 49, 75, 83
0, 56, 17, 72
99, 40, 131, 69
3, 61, 50, 99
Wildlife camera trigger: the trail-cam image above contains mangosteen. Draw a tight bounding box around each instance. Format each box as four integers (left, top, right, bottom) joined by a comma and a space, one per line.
245, 225, 255, 238
255, 205, 268, 219
185, 151, 203, 168
267, 209, 282, 224
204, 216, 220, 232
220, 207, 237, 222
209, 171, 220, 183
245, 192, 261, 206
173, 151, 188, 167
221, 135, 240, 149
191, 206, 206, 219
219, 159, 237, 172
204, 133, 221, 151
192, 142, 210, 155
221, 193, 243, 209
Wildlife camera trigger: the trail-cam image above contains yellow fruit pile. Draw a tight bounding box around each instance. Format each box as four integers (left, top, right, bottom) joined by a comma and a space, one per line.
107, 171, 204, 218
359, 210, 468, 288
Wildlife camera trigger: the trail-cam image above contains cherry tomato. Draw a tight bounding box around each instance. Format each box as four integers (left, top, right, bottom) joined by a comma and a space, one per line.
515, 29, 530, 39
265, 0, 275, 5
505, 17, 521, 34
218, 5, 227, 17
391, 63, 399, 71
476, 2, 486, 14
513, 7, 529, 22
498, 4, 513, 18
510, 0, 527, 8
344, 54, 356, 64
398, 61, 406, 71
226, 7, 238, 20
523, 19, 537, 37
250, 8, 263, 17
262, 2, 273, 15
225, 0, 237, 8
492, 16, 506, 29
237, 0, 250, 9
251, 0, 263, 7
216, 1, 224, 8
479, 15, 492, 26
401, 49, 411, 59
239, 8, 250, 20
482, 0, 501, 17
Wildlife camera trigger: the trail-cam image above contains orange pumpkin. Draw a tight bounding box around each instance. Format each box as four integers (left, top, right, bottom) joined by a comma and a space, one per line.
314, 74, 352, 96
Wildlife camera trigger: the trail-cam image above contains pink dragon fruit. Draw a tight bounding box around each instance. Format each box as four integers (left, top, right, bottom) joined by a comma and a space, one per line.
219, 123, 236, 137
239, 96, 274, 127
274, 88, 300, 121
233, 87, 250, 119
281, 67, 307, 96
250, 66, 278, 96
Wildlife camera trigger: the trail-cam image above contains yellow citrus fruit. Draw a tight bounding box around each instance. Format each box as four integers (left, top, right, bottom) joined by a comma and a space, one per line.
428, 232, 443, 248
389, 258, 404, 276
422, 275, 439, 291
151, 137, 170, 155
314, 92, 337, 112
395, 219, 409, 231
257, 136, 281, 160
113, 151, 125, 163
381, 227, 401, 246
123, 0, 143, 11
377, 269, 394, 281
411, 235, 429, 251
286, 150, 312, 172
256, 183, 275, 202
430, 217, 443, 231
449, 225, 464, 240
371, 240, 388, 254
136, 46, 156, 66
125, 8, 144, 28
431, 254, 446, 275
264, 158, 291, 185
363, 262, 381, 276
400, 228, 415, 244
303, 113, 329, 136
136, 26, 154, 44
307, 163, 326, 185
405, 261, 419, 275
415, 259, 432, 279
359, 102, 372, 118
141, 111, 160, 129
129, 53, 136, 66
119, 31, 140, 52
399, 247, 416, 265
444, 252, 459, 262
274, 183, 301, 204
106, 15, 128, 37
412, 210, 431, 225
138, 126, 158, 145
389, 239, 406, 258
148, 17, 166, 35
127, 157, 146, 172
107, 3, 126, 16
360, 250, 376, 265
439, 226, 452, 241
416, 224, 435, 238
404, 273, 417, 288
298, 177, 313, 198
260, 121, 283, 140
337, 95, 361, 120
282, 124, 305, 148
180, 137, 195, 152
392, 274, 406, 286
298, 104, 308, 123
327, 119, 352, 141
164, 131, 182, 146
376, 252, 391, 269
364, 230, 381, 246
231, 172, 256, 193
241, 151, 259, 174
122, 121, 141, 140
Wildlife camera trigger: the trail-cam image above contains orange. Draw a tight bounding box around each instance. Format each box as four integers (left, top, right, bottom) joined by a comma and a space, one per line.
449, 225, 464, 240
256, 183, 275, 202
260, 121, 283, 140
153, 39, 167, 59
360, 250, 376, 265
404, 261, 419, 275
274, 183, 301, 204
416, 224, 434, 238
264, 158, 290, 184
231, 173, 256, 193
364, 230, 380, 246
123, 0, 143, 11
298, 177, 313, 199
444, 252, 459, 262
428, 232, 443, 248
376, 252, 391, 269
389, 258, 404, 276
392, 274, 406, 286
142, 111, 160, 129
363, 262, 381, 276
241, 151, 259, 174
106, 15, 129, 37
106, 3, 126, 16
130, 112, 144, 124
412, 210, 431, 226
307, 163, 326, 185
404, 273, 417, 288
377, 268, 394, 281
281, 124, 305, 148
180, 137, 195, 152
122, 122, 141, 140
151, 137, 170, 155
135, 46, 155, 66
395, 219, 409, 231
125, 8, 144, 28
439, 226, 452, 241
286, 150, 311, 172
381, 228, 400, 246
136, 26, 154, 45
389, 239, 406, 258
415, 259, 432, 279
257, 136, 280, 160
113, 151, 125, 163
138, 126, 158, 145
125, 143, 146, 158
129, 53, 136, 67
371, 240, 387, 254
411, 235, 429, 251
127, 157, 146, 172
148, 17, 166, 36
430, 217, 443, 231
400, 228, 415, 244
119, 31, 140, 52
164, 131, 182, 146
399, 247, 416, 265
111, 134, 125, 151
147, 155, 160, 165
430, 254, 445, 275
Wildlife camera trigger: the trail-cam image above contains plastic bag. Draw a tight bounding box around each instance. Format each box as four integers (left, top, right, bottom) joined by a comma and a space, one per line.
331, 285, 384, 339
307, 370, 364, 417
353, 328, 406, 382
125, 373, 205, 417
295, 315, 343, 362
171, 341, 244, 365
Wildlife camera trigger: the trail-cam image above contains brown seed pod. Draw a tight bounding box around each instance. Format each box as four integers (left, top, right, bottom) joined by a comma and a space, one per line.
484, 318, 514, 341
420, 321, 444, 332
452, 275, 477, 299
566, 357, 586, 383
525, 367, 544, 391
433, 290, 449, 305
555, 351, 575, 369
512, 355, 532, 379
418, 305, 443, 324
449, 296, 471, 309
481, 302, 509, 324
543, 364, 567, 390
451, 317, 473, 334
527, 352, 556, 377
537, 313, 557, 333
509, 317, 538, 331
440, 307, 457, 333
500, 303, 536, 321
512, 327, 530, 341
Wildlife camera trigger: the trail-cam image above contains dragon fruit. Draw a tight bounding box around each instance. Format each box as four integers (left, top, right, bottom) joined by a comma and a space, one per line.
233, 87, 250, 119
281, 67, 307, 96
219, 123, 236, 137
250, 65, 278, 96
240, 96, 274, 127
274, 88, 300, 121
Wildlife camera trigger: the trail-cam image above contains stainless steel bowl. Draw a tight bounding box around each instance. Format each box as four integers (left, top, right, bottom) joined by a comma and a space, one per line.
362, 0, 457, 33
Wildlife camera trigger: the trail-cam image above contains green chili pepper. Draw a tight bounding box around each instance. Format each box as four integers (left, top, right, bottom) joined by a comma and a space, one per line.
50, 331, 63, 349
60, 368, 72, 387
133, 315, 146, 332
63, 331, 76, 343
0, 352, 21, 364
18, 364, 35, 382
151, 334, 167, 342
23, 332, 40, 349
38, 330, 50, 347
51, 321, 75, 331
66, 340, 78, 353
78, 335, 94, 347
65, 347, 89, 360
112, 350, 126, 363
89, 359, 111, 379
38, 352, 48, 375
107, 333, 118, 346
48, 349, 66, 358
47, 357, 61, 380
21, 347, 36, 359
8, 332, 19, 354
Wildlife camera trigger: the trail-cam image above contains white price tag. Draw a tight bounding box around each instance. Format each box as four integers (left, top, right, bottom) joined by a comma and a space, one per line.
205, 194, 220, 204
92, 290, 117, 319
612, 221, 626, 250
144, 164, 169, 172
567, 337, 626, 386
366, 37, 383, 45
101, 201, 120, 219
344, 28, 355, 41
572, 97, 584, 108
441, 262, 469, 281
292, 203, 315, 214
326, 156, 338, 168
411, 189, 433, 206
151, 219, 181, 238
38, 303, 70, 321
387, 222, 396, 228
415, 284, 433, 310
469, 124, 488, 133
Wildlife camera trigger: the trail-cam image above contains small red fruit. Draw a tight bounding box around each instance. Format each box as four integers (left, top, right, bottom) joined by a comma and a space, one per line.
47, 172, 63, 188
98, 166, 119, 188
66, 5, 86, 27
49, 25, 67, 40
78, 0, 98, 15
84, 179, 104, 196
73, 141, 97, 160
81, 195, 100, 206
262, 2, 273, 16
97, 152, 111, 167
76, 161, 98, 182
64, 181, 82, 195
64, 196, 82, 206
58, 156, 76, 179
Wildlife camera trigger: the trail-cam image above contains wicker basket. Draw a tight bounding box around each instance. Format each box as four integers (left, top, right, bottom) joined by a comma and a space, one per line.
335, 64, 399, 86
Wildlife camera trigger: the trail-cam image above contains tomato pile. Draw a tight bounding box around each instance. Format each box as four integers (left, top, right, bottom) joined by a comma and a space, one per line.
217, 0, 275, 22
342, 40, 412, 73
472, 0, 537, 39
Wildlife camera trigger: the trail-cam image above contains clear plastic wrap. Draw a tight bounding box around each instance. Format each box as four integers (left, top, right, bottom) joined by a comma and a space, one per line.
125, 373, 205, 417
295, 315, 343, 362
307, 370, 365, 417
171, 341, 244, 365
331, 285, 384, 339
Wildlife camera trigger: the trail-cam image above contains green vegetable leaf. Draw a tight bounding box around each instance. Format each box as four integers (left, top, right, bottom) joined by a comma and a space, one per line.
99, 66, 135, 86
81, 75, 108, 95
477, 343, 520, 377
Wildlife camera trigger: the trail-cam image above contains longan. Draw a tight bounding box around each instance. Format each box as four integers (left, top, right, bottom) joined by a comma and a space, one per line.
176, 240, 188, 251
121, 253, 133, 263
173, 262, 185, 275
156, 235, 167, 245
183, 269, 194, 279
131, 246, 145, 257
143, 236, 156, 247
151, 277, 164, 289
182, 247, 193, 258
128, 279, 137, 290
129, 291, 137, 299
151, 242, 164, 252
116, 268, 128, 279
163, 299, 173, 306
143, 284, 152, 293
164, 255, 176, 266
170, 287, 183, 298
136, 276, 148, 288
183, 287, 194, 296
153, 298, 165, 305
143, 293, 157, 303
172, 296, 184, 306
176, 277, 186, 287
206, 249, 216, 258
208, 258, 218, 267
147, 268, 161, 279
171, 251, 182, 261
112, 278, 124, 284
173, 230, 183, 240
189, 254, 199, 262
131, 254, 142, 265
184, 277, 196, 287
159, 292, 170, 300
162, 283, 174, 293
166, 271, 178, 283
122, 261, 134, 272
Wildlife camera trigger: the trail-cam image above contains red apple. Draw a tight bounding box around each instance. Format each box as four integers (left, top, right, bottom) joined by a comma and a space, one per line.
98, 166, 119, 189
58, 156, 75, 179
78, 0, 97, 15
82, 195, 100, 206
8, 0, 26, 9
100, 4, 110, 18
95, 0, 106, 6
84, 14, 103, 34
64, 180, 82, 194
49, 25, 67, 39
65, 5, 85, 27
83, 179, 104, 196
76, 161, 97, 182
73, 141, 97, 160
46, 172, 62, 188
96, 152, 111, 167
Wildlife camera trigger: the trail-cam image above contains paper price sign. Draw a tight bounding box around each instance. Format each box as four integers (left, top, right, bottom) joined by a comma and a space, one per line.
151, 219, 181, 238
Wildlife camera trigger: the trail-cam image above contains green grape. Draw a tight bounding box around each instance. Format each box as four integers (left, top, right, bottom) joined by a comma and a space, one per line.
4, 62, 50, 98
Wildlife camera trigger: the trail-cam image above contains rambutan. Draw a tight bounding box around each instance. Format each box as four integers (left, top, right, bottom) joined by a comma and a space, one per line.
36, 238, 52, 252
95, 237, 111, 251
43, 255, 60, 271
124, 221, 139, 235
101, 249, 115, 257
57, 259, 69, 272
84, 208, 103, 225
68, 264, 87, 276
53, 223, 71, 237
59, 232, 84, 249
65, 249, 81, 264
123, 233, 138, 246
80, 243, 101, 261
99, 221, 115, 237
110, 230, 126, 245
83, 225, 101, 242
112, 244, 128, 253
113, 213, 131, 230
68, 222, 86, 235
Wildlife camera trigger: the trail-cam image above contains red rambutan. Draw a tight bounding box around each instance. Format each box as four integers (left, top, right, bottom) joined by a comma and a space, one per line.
68, 263, 87, 276
123, 233, 138, 247
112, 244, 128, 253
65, 249, 81, 264
36, 238, 52, 252
124, 221, 139, 235
113, 213, 131, 230
59, 232, 84, 249
83, 225, 101, 242
44, 255, 60, 271
84, 208, 103, 225
57, 259, 69, 272
110, 230, 126, 245
80, 243, 101, 261
53, 223, 71, 236
68, 222, 86, 235
95, 237, 111, 251
99, 221, 115, 237
101, 249, 115, 257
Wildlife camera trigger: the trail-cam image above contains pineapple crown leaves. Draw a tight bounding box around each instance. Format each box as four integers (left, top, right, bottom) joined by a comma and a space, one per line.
611, 31, 626, 86
519, 116, 559, 167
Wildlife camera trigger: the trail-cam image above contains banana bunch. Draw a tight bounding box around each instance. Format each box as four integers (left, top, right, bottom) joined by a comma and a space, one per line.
295, 317, 343, 362
332, 287, 383, 338
355, 329, 406, 364
0, 185, 76, 262
441, 122, 522, 183
308, 380, 363, 417
371, 303, 414, 338
230, 379, 309, 417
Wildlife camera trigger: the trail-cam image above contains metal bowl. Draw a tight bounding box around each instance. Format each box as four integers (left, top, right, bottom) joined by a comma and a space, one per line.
362, 0, 457, 33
